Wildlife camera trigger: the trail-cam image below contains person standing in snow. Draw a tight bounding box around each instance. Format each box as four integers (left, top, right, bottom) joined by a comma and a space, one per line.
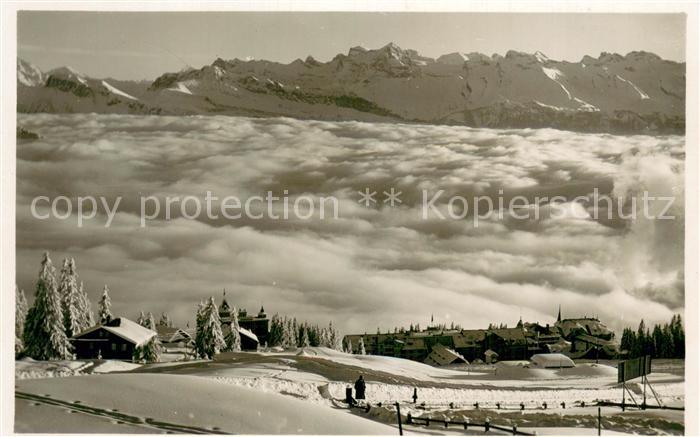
354, 375, 366, 400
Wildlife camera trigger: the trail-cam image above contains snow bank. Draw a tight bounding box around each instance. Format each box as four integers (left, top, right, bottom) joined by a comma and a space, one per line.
15, 358, 91, 379
296, 347, 467, 382
530, 353, 575, 368
91, 360, 142, 373
16, 373, 396, 434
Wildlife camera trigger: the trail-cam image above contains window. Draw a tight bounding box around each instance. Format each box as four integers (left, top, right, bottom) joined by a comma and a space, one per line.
121, 344, 127, 352
111, 343, 117, 351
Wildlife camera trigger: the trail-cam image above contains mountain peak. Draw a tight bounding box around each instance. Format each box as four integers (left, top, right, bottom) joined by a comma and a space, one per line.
17, 58, 44, 87
381, 42, 402, 51
534, 51, 550, 63
436, 52, 469, 65
348, 46, 368, 56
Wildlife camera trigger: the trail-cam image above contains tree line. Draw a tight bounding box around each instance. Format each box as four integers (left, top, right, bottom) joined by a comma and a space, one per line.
193, 298, 347, 358
619, 315, 685, 359
16, 252, 165, 363
16, 252, 114, 360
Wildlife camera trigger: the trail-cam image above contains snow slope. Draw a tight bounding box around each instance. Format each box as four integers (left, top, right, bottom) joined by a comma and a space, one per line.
101, 80, 139, 100
16, 373, 397, 434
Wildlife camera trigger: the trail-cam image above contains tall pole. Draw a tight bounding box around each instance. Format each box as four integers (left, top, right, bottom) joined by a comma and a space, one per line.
622, 381, 626, 411
395, 402, 403, 436
598, 407, 601, 436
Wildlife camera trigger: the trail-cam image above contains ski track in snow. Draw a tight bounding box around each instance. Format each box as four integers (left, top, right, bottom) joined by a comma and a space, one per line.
212, 373, 684, 409
615, 75, 651, 99
16, 391, 226, 434
101, 81, 139, 101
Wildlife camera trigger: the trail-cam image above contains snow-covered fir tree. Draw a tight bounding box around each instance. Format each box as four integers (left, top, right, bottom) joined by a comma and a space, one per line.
319, 326, 330, 348
343, 337, 353, 354
158, 312, 173, 327
195, 297, 226, 359
195, 301, 206, 354
133, 335, 161, 363
327, 321, 342, 350
225, 306, 242, 352
59, 258, 82, 338
301, 325, 310, 348
136, 310, 147, 327
144, 312, 156, 330
267, 314, 284, 347
15, 286, 28, 356
291, 318, 299, 346
23, 252, 72, 360
280, 317, 292, 348
357, 337, 366, 355
308, 324, 320, 346
97, 285, 113, 324
76, 281, 94, 330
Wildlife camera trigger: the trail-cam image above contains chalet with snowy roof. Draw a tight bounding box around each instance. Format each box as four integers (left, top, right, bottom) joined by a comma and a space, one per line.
156, 325, 194, 349
72, 317, 156, 360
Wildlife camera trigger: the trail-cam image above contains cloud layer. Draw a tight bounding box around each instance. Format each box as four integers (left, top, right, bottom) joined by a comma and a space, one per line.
16, 114, 685, 334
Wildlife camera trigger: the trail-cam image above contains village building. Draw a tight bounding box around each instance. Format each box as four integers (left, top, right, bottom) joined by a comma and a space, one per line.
342, 307, 619, 366
218, 293, 270, 351
424, 343, 468, 366
72, 317, 156, 360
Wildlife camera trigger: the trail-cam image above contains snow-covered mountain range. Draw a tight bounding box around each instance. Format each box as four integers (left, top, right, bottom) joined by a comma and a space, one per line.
17, 43, 685, 133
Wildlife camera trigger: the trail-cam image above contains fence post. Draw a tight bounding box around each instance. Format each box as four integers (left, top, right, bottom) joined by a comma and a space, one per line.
463, 417, 468, 430
598, 406, 601, 436
394, 402, 403, 436
406, 412, 412, 425
444, 419, 449, 428
513, 424, 518, 435
485, 418, 490, 432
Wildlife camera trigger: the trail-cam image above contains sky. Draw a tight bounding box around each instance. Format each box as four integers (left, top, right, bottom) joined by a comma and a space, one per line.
17, 12, 686, 80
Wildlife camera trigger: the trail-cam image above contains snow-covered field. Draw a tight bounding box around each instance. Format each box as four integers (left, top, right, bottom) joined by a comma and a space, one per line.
15, 348, 685, 434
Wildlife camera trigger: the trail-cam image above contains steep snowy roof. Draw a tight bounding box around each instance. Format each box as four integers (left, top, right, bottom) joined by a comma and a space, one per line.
424, 343, 468, 366
239, 327, 259, 343
530, 353, 575, 368
156, 325, 192, 343
74, 317, 156, 347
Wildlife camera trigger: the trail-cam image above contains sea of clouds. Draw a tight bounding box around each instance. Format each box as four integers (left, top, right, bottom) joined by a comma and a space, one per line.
16, 114, 685, 334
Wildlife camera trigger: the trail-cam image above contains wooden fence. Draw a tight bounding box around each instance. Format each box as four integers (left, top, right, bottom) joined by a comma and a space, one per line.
406, 412, 534, 435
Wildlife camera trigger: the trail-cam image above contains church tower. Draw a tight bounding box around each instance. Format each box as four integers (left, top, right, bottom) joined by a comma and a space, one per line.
557, 304, 562, 323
